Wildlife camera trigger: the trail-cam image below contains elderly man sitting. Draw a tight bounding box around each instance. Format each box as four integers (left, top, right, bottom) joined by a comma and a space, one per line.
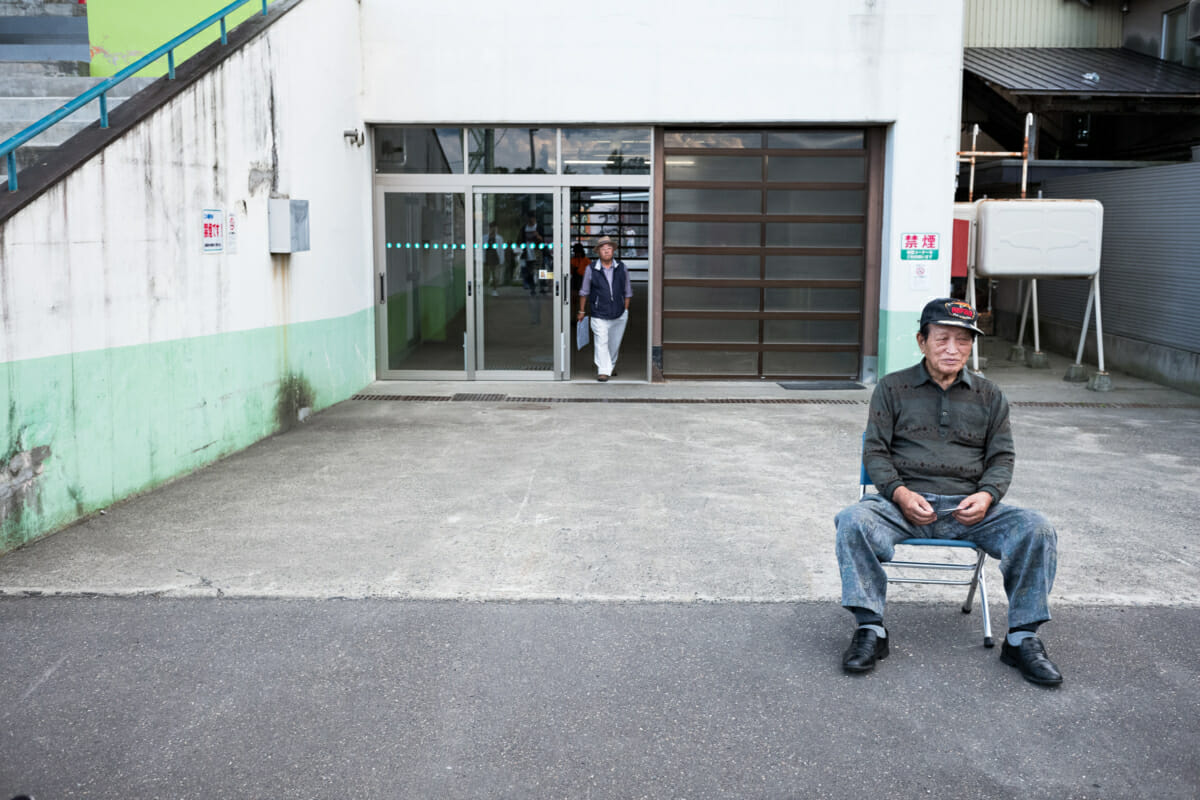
835, 298, 1062, 686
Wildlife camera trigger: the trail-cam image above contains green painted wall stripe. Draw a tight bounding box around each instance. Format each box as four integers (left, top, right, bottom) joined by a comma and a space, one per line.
877, 309, 922, 378
1, 308, 373, 552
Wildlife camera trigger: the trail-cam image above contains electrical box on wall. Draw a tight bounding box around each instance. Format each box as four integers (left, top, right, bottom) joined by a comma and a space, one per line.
269, 199, 310, 253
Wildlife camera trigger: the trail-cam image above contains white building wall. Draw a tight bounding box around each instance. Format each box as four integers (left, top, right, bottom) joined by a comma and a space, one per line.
2, 0, 371, 366
0, 0, 373, 552
359, 0, 965, 374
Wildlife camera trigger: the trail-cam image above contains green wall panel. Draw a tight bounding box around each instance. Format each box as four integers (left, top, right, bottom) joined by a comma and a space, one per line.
386, 291, 412, 367
420, 280, 451, 342
877, 309, 922, 378
1, 308, 373, 552
87, 0, 279, 78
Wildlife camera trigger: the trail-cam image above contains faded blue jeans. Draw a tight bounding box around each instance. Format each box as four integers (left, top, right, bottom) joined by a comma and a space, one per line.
835, 493, 1057, 629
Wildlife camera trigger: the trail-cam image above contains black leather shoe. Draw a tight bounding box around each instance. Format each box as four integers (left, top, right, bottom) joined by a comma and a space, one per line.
1000, 636, 1063, 686
842, 627, 888, 673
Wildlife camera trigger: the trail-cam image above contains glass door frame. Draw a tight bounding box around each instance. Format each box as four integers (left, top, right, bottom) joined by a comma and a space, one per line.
372, 173, 654, 382
373, 184, 472, 380
470, 186, 566, 381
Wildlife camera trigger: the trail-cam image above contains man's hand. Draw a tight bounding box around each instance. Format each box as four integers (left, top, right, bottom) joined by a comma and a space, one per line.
953, 491, 993, 526
892, 486, 936, 526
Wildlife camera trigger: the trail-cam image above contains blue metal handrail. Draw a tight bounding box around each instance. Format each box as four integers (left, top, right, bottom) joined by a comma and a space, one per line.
2, 0, 269, 192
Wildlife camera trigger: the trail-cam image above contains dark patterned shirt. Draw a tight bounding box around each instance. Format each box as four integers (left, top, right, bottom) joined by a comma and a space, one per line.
863, 360, 1015, 504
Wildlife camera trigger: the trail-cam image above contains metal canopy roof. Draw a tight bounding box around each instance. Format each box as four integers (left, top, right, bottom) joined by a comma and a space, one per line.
964, 47, 1200, 98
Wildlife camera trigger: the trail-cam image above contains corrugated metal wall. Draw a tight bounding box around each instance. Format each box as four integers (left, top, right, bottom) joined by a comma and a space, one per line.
964, 0, 1124, 47
1038, 163, 1200, 353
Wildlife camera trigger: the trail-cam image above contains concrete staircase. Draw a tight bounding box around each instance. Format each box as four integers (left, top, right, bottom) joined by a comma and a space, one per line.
0, 0, 155, 184
0, 0, 88, 16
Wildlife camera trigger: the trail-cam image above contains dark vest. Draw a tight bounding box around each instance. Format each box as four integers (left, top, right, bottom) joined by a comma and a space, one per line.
587, 261, 627, 320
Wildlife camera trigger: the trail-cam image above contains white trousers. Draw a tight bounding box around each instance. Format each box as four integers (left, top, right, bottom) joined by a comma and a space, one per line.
590, 310, 628, 377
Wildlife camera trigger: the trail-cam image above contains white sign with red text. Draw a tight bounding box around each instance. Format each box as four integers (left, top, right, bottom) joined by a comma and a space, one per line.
226, 212, 238, 255
202, 209, 224, 254
900, 232, 939, 261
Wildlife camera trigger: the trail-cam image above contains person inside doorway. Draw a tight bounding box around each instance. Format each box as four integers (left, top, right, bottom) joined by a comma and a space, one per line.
569, 242, 589, 299
577, 235, 632, 382
518, 212, 545, 296
484, 221, 505, 296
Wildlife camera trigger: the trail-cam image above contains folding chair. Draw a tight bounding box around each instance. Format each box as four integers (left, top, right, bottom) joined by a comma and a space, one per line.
859, 447, 995, 648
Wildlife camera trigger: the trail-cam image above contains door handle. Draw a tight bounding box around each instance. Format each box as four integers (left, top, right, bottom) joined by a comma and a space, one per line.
467, 280, 473, 297
379, 274, 385, 304
555, 280, 560, 297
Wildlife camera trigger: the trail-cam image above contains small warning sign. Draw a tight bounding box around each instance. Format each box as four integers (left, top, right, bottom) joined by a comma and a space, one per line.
901, 232, 939, 261
202, 208, 224, 254
226, 213, 238, 255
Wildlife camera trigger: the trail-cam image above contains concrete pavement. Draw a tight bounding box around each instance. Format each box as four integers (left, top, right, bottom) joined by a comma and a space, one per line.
1, 340, 1197, 607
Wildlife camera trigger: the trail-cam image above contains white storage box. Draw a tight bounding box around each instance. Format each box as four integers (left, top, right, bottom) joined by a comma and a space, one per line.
976, 199, 1102, 278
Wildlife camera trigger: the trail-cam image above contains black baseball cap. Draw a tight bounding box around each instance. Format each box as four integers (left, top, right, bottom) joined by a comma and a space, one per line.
919, 298, 984, 336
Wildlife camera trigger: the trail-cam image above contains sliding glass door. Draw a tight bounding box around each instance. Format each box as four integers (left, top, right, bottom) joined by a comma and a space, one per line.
472, 189, 561, 376
377, 190, 469, 374
375, 187, 565, 379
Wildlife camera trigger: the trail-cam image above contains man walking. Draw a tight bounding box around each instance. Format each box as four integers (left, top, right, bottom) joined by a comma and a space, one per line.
577, 236, 632, 382
835, 298, 1062, 686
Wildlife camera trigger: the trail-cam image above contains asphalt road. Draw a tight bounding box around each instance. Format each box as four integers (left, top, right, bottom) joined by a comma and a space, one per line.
2, 597, 1198, 800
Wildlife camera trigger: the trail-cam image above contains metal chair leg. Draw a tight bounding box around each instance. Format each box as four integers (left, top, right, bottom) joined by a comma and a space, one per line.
978, 558, 994, 648
961, 550, 982, 613
960, 549, 994, 647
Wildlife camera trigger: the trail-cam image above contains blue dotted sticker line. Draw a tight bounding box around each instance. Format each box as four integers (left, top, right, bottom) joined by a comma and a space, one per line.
385, 242, 561, 250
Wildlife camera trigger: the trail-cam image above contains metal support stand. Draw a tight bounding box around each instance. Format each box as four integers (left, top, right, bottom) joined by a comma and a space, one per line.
1065, 276, 1095, 383
1085, 272, 1110, 391
1006, 279, 1047, 367
959, 116, 1109, 384
1026, 278, 1049, 368
1060, 272, 1110, 390
960, 113, 1035, 378
1009, 280, 1030, 362
967, 265, 988, 372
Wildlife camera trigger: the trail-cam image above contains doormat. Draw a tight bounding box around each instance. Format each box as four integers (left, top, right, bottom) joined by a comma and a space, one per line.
777, 381, 866, 391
